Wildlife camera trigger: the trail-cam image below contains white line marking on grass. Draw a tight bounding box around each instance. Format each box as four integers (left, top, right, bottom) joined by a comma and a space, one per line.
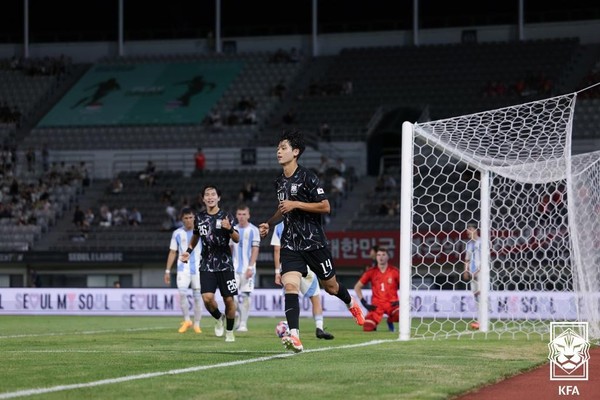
5, 349, 286, 354
0, 339, 397, 399
0, 327, 171, 339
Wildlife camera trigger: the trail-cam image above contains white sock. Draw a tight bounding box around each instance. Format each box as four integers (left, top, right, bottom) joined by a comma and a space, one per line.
315, 315, 324, 330
179, 291, 189, 320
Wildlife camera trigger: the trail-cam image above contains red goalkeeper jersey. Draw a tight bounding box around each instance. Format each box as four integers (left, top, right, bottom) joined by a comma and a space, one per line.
359, 265, 400, 305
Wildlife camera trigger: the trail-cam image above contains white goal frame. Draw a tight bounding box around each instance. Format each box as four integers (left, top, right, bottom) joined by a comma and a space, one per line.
398, 93, 600, 341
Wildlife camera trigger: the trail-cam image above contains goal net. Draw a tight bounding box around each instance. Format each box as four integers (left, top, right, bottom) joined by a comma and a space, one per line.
399, 93, 600, 341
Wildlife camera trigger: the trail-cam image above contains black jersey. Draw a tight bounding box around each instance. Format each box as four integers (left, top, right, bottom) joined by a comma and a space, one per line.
276, 164, 329, 251
193, 209, 237, 272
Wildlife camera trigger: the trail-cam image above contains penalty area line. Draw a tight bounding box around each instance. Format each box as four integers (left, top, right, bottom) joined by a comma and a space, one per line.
0, 339, 395, 399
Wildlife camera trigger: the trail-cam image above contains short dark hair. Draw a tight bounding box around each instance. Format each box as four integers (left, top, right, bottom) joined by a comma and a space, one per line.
280, 130, 306, 159
467, 221, 478, 229
202, 185, 221, 197
179, 207, 195, 218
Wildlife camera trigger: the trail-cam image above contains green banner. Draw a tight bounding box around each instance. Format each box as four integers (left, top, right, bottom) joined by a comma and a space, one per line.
38, 61, 242, 126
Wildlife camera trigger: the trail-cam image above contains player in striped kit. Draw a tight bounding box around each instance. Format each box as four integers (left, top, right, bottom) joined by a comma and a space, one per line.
230, 204, 260, 332
165, 207, 203, 333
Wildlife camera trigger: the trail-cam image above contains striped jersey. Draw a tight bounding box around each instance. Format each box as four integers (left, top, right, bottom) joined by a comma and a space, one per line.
465, 238, 481, 274
169, 227, 202, 274
231, 222, 260, 274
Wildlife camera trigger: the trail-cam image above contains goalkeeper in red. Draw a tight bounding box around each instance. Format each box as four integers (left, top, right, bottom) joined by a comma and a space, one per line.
354, 247, 400, 331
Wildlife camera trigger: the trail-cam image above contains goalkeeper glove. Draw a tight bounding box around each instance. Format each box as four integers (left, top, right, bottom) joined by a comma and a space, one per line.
360, 298, 377, 311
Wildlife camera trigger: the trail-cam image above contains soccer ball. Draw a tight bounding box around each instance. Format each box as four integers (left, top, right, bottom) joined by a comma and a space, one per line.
275, 320, 289, 338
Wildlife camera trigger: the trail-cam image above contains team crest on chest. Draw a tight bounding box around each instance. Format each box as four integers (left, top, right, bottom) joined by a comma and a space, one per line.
291, 184, 298, 195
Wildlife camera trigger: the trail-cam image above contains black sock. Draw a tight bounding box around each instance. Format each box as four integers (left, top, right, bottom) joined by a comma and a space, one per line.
285, 293, 300, 330
209, 309, 222, 320
335, 281, 352, 305
226, 318, 235, 331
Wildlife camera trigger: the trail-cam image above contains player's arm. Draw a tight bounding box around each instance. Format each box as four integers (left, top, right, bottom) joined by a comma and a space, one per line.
354, 277, 376, 311
259, 210, 283, 238
246, 244, 259, 279
279, 199, 330, 214
165, 249, 177, 285
273, 245, 282, 286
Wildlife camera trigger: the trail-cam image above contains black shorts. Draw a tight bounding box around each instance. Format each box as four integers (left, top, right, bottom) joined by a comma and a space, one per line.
200, 270, 238, 297
280, 247, 336, 281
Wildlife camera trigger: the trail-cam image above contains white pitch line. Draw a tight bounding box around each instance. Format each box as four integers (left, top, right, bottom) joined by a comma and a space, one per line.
0, 326, 172, 339
0, 339, 396, 399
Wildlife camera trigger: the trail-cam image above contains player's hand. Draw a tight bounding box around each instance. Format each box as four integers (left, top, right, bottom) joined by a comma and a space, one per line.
164, 272, 171, 285
360, 298, 377, 311
259, 223, 269, 237
221, 218, 232, 230
180, 253, 190, 263
278, 200, 296, 214
245, 267, 255, 279
274, 271, 282, 286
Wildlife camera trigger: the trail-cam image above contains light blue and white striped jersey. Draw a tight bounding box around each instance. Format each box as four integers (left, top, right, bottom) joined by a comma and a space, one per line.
466, 238, 481, 274
231, 223, 260, 274
170, 227, 202, 274
270, 222, 284, 247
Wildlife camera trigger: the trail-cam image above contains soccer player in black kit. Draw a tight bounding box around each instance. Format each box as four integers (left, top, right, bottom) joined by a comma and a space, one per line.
181, 185, 240, 342
259, 130, 364, 353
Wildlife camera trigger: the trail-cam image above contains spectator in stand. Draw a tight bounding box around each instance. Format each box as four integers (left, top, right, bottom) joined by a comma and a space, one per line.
112, 207, 128, 226
318, 122, 331, 142
128, 207, 142, 226
194, 147, 206, 176
25, 147, 35, 173
378, 199, 399, 216
289, 47, 301, 63
383, 174, 397, 191
238, 181, 260, 203
72, 204, 85, 230
204, 109, 222, 131
334, 157, 346, 175
282, 108, 296, 125
0, 203, 13, 219
342, 77, 353, 95
83, 207, 95, 230
317, 155, 330, 175
109, 177, 123, 194
98, 204, 112, 227
243, 107, 257, 125
271, 80, 287, 100
41, 143, 49, 173
139, 161, 156, 187
330, 171, 346, 198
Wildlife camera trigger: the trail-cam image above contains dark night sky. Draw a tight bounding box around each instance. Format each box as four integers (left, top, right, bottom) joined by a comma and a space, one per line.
0, 0, 598, 43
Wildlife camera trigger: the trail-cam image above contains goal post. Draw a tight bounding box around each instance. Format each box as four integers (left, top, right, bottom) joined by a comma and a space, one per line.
399, 93, 600, 341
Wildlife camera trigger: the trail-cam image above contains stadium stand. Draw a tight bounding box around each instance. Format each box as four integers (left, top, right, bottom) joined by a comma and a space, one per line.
21, 52, 305, 150
3, 39, 600, 252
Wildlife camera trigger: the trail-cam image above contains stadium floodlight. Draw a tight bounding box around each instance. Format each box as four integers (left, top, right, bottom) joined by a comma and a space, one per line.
399, 93, 600, 341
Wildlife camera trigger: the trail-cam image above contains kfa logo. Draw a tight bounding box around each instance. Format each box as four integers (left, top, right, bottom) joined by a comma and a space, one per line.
548, 322, 590, 381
